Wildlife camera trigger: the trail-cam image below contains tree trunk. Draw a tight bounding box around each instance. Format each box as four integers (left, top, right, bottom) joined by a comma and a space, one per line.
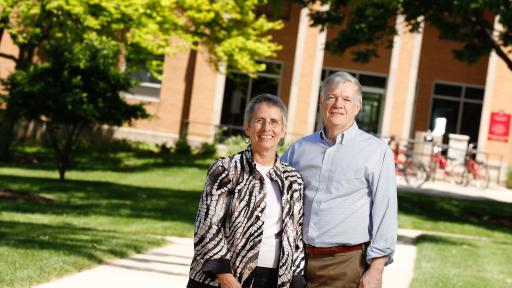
0, 114, 15, 161
46, 122, 84, 181
58, 164, 66, 181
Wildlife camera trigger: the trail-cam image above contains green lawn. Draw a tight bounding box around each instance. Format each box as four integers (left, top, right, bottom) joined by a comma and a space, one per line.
398, 192, 512, 288
410, 235, 512, 288
1, 142, 511, 288
0, 142, 209, 288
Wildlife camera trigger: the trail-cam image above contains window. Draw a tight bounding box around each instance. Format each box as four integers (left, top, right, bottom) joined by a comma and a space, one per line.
220, 60, 282, 137
124, 60, 163, 102
429, 82, 484, 143
316, 69, 387, 135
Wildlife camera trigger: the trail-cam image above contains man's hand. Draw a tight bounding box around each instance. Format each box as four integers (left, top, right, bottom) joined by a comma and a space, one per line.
217, 273, 242, 288
359, 256, 387, 288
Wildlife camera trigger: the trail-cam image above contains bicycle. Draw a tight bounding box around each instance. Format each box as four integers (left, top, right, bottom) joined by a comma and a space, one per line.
388, 137, 429, 188
460, 143, 490, 189
429, 144, 466, 185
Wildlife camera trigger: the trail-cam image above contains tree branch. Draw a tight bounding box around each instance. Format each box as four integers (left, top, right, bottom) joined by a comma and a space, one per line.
490, 39, 512, 71
0, 52, 18, 63
474, 17, 512, 72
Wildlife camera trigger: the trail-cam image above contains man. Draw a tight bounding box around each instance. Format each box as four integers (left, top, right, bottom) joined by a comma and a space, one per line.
282, 72, 397, 288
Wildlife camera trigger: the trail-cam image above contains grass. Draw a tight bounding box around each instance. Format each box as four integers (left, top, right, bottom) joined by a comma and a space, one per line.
1, 141, 511, 287
0, 141, 211, 288
410, 235, 512, 288
398, 192, 512, 241
508, 169, 512, 189
397, 192, 512, 287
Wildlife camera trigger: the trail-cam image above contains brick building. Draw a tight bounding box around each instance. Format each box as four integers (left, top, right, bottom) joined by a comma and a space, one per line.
1, 3, 512, 183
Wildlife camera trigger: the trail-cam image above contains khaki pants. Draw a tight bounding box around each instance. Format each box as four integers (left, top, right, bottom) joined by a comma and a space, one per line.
306, 250, 368, 288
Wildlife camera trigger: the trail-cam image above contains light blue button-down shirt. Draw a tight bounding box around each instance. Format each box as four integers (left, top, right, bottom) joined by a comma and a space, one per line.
282, 123, 397, 264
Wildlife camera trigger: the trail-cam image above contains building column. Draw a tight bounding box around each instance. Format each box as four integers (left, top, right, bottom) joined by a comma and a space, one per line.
186, 49, 226, 143
478, 17, 512, 184
286, 6, 326, 140
381, 15, 424, 139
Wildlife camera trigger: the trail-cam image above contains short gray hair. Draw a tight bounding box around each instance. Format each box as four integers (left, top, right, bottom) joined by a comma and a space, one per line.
244, 94, 287, 125
320, 72, 363, 104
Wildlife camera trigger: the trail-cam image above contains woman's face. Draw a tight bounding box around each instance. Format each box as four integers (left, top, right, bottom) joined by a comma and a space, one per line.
243, 103, 285, 154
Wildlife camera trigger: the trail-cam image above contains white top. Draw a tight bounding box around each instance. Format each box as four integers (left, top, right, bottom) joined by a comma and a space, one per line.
255, 163, 283, 268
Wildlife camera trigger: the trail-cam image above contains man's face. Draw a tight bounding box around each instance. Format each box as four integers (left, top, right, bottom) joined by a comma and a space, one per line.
320, 81, 361, 131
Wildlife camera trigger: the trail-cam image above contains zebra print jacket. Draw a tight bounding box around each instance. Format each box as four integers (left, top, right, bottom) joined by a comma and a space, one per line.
187, 148, 306, 288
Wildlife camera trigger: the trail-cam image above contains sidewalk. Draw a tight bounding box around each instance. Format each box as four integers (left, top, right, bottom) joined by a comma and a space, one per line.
34, 237, 193, 288
397, 178, 512, 203
34, 231, 417, 288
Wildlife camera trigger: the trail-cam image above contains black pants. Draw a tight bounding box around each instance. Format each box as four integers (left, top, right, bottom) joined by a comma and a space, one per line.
252, 266, 278, 288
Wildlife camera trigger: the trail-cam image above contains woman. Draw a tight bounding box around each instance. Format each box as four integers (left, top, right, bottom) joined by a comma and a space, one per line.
187, 94, 306, 288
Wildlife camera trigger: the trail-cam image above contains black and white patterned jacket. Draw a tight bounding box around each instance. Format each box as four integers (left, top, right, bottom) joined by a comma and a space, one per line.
187, 148, 306, 288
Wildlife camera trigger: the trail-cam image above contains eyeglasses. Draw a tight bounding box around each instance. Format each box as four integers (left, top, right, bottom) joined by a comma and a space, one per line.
252, 118, 283, 128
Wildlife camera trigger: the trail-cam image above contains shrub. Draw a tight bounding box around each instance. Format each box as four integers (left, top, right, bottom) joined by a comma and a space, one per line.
507, 169, 512, 189
159, 143, 172, 155
174, 138, 191, 155
197, 142, 217, 157
223, 135, 247, 156
278, 140, 292, 156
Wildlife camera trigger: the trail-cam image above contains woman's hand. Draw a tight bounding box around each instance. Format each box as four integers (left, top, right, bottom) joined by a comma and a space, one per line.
217, 273, 242, 288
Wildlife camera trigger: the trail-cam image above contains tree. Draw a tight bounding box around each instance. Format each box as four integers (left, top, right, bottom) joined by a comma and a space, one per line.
0, 0, 283, 160
296, 0, 512, 69
3, 38, 149, 180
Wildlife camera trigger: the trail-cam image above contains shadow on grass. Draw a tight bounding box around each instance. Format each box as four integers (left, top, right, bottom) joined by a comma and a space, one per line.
3, 151, 212, 173
0, 220, 163, 263
414, 234, 476, 246
5, 140, 215, 175
0, 175, 200, 225
398, 192, 512, 236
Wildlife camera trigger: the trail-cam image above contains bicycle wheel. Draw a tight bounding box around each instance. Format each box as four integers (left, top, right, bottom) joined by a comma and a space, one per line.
404, 161, 429, 188
446, 162, 466, 185
470, 165, 490, 189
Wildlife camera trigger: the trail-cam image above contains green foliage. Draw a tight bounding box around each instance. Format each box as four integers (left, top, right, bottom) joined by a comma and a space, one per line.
296, 0, 512, 70
0, 0, 283, 160
174, 138, 192, 155
1, 38, 149, 180
278, 140, 292, 156
5, 40, 148, 126
197, 142, 217, 157
223, 135, 248, 156
0, 0, 282, 74
507, 169, 512, 189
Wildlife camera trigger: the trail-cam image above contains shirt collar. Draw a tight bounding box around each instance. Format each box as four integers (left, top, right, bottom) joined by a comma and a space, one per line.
319, 122, 359, 145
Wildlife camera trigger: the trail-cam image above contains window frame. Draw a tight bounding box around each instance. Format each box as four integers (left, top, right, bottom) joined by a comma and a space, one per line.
429, 81, 484, 136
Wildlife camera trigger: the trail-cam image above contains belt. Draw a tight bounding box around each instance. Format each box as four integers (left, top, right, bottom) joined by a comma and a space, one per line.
306, 243, 365, 255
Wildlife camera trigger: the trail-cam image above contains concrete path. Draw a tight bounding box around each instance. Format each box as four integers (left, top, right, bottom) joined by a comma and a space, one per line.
34, 232, 417, 288
34, 237, 193, 288
397, 178, 512, 203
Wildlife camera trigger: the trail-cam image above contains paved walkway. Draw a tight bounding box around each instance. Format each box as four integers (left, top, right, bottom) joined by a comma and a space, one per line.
34, 181, 512, 288
35, 237, 193, 288
397, 178, 512, 203
34, 232, 418, 288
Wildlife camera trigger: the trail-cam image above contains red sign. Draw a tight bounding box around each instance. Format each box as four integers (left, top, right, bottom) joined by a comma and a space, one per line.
488, 111, 511, 142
